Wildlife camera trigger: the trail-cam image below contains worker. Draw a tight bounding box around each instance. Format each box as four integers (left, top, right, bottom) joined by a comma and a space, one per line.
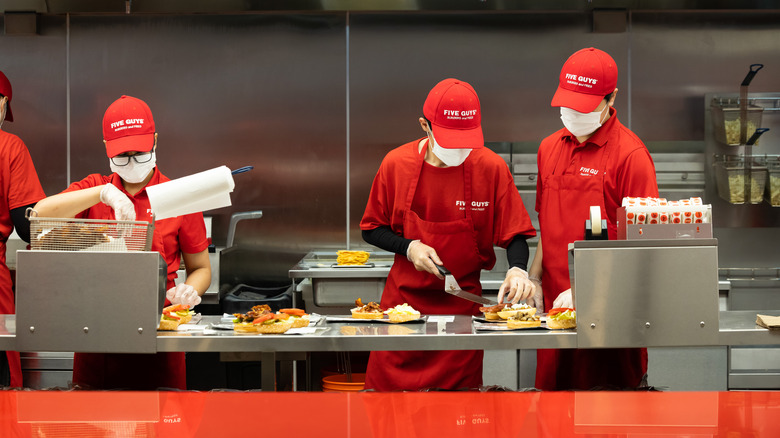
523, 47, 659, 390
0, 71, 46, 388
33, 95, 210, 390
361, 78, 537, 391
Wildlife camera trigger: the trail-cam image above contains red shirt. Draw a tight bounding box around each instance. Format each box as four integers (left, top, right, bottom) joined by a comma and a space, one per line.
536, 108, 658, 239
0, 130, 45, 313
361, 139, 536, 270
64, 168, 209, 289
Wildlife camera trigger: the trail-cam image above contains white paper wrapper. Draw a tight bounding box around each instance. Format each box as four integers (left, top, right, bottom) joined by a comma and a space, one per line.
146, 166, 235, 220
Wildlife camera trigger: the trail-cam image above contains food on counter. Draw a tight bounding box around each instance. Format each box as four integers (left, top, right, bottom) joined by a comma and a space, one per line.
165, 304, 193, 324
479, 304, 505, 320
351, 298, 384, 319
337, 250, 370, 265
507, 313, 541, 329
384, 303, 421, 323
497, 303, 536, 320
233, 312, 294, 334
547, 308, 577, 330
479, 303, 535, 321
280, 308, 310, 328
159, 310, 181, 331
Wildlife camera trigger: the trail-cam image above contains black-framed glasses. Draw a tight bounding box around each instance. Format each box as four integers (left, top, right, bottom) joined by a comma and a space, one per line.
110, 152, 153, 166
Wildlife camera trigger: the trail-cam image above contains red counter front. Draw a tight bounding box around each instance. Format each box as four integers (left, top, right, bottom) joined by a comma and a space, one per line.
1, 390, 778, 437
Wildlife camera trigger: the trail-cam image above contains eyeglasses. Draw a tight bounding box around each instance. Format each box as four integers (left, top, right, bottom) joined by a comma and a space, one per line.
110, 152, 153, 166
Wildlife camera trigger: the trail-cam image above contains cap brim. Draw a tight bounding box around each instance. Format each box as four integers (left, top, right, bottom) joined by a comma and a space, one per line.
551, 86, 604, 113
432, 125, 484, 149
105, 133, 155, 157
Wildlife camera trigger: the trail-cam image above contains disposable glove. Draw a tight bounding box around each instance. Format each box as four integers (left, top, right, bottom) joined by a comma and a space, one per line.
406, 240, 444, 278
497, 267, 534, 304
100, 183, 136, 222
526, 275, 544, 313
166, 283, 202, 307
552, 289, 573, 309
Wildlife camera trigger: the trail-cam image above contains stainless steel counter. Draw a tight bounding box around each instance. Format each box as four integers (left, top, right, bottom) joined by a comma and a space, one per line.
2, 311, 779, 353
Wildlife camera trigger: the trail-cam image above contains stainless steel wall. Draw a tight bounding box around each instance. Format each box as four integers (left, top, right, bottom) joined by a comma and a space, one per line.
1, 10, 779, 279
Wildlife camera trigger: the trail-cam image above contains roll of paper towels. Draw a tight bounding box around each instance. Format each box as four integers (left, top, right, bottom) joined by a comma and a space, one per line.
589, 206, 602, 236
146, 166, 235, 220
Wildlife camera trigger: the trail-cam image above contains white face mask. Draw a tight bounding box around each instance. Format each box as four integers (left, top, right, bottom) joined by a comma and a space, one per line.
560, 105, 608, 137
110, 152, 156, 183
429, 131, 472, 167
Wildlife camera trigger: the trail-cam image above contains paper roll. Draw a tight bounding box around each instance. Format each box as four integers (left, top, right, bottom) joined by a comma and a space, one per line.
590, 206, 602, 236
146, 166, 235, 220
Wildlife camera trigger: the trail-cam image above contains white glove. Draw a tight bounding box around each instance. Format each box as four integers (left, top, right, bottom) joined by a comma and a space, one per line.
497, 267, 534, 304
166, 283, 202, 308
100, 183, 136, 222
406, 240, 443, 278
552, 289, 573, 309
526, 275, 544, 313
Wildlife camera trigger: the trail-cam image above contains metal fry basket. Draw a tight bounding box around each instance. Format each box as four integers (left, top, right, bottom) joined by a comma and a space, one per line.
28, 215, 154, 252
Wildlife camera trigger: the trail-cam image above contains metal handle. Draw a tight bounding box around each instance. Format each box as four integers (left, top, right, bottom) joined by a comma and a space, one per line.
740, 63, 764, 87
746, 128, 770, 146
226, 210, 263, 248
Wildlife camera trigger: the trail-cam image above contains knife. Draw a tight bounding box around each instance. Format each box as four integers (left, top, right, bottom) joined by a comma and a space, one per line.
435, 264, 497, 306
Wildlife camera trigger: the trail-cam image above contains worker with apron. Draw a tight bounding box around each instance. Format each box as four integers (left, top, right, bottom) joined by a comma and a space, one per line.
527, 48, 659, 390
361, 78, 536, 391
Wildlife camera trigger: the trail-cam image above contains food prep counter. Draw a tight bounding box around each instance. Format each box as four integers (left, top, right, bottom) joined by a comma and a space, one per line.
2, 311, 780, 391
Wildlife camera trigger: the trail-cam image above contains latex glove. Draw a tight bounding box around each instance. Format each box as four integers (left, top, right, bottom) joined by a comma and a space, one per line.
406, 240, 444, 279
166, 283, 202, 308
100, 183, 135, 222
526, 275, 544, 313
552, 288, 573, 309
497, 267, 535, 304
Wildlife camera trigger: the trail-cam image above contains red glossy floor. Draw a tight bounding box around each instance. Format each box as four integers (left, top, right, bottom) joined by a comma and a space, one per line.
1, 390, 778, 437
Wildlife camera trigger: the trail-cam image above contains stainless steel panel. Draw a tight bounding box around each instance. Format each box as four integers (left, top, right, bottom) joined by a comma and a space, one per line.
16, 251, 166, 353
571, 239, 719, 348
21, 371, 73, 390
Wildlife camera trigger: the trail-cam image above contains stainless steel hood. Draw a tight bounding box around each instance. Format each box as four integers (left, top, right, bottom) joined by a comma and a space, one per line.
4, 0, 780, 14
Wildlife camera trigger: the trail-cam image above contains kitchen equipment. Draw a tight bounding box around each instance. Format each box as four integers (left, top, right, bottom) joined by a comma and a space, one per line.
27, 212, 153, 252
714, 155, 768, 204
15, 250, 166, 353
435, 264, 497, 306
568, 239, 719, 348
231, 165, 254, 175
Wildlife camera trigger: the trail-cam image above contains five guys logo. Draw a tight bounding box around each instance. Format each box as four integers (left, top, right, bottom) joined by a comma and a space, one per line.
565, 73, 598, 89
110, 118, 145, 132
443, 109, 477, 120
579, 166, 599, 176
456, 200, 490, 211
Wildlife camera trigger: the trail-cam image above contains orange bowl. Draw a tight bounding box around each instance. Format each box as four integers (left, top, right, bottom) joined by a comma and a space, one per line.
322, 373, 366, 392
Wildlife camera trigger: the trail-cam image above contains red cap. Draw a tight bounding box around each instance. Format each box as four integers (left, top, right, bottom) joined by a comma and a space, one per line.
0, 71, 14, 122
551, 47, 618, 113
102, 95, 156, 157
422, 78, 483, 149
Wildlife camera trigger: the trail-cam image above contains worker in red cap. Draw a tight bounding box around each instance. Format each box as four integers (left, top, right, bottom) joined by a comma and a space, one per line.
361, 78, 536, 391
0, 71, 46, 388
523, 48, 659, 390
34, 95, 211, 390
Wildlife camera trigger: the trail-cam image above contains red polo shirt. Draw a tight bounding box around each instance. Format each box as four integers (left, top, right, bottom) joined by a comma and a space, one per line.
64, 168, 209, 289
536, 107, 658, 239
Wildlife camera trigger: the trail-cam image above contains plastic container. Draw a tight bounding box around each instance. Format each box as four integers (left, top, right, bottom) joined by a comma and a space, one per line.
321, 373, 366, 392
711, 98, 764, 145
714, 157, 767, 204
768, 160, 780, 207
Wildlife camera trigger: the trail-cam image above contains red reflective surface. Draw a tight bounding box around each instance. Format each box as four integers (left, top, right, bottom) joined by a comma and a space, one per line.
0, 390, 778, 437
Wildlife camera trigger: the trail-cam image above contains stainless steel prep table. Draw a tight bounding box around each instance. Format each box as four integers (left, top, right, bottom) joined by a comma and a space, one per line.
2, 312, 779, 391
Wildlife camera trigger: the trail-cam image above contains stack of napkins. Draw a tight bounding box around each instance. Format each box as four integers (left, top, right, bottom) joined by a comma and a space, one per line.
756, 314, 780, 330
